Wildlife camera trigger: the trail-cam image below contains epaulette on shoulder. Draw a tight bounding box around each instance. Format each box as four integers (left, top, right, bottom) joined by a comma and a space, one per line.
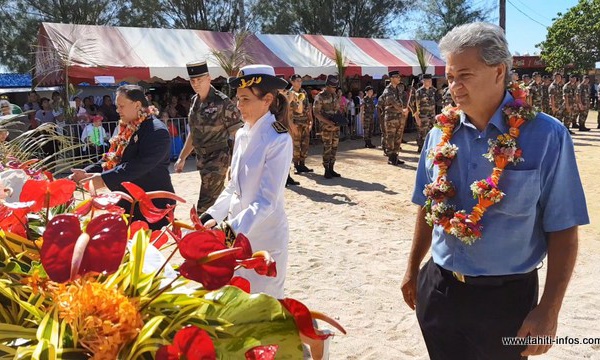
272, 121, 288, 134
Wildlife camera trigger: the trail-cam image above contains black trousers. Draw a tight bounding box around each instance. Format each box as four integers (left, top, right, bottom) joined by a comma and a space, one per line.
416, 258, 538, 360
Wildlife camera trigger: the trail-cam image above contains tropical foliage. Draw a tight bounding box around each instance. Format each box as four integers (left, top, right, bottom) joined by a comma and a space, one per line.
0, 160, 345, 359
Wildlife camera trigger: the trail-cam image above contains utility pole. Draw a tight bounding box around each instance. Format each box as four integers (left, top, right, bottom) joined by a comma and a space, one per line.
500, 0, 506, 31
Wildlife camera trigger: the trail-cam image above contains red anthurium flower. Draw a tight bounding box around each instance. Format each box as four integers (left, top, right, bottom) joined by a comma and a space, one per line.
237, 251, 277, 277
232, 233, 253, 260
279, 299, 338, 341
73, 193, 125, 217
156, 326, 216, 360
189, 205, 205, 230
151, 230, 169, 249
178, 230, 238, 290
245, 345, 278, 360
121, 182, 184, 224
129, 220, 149, 239
20, 178, 77, 212
40, 213, 128, 283
228, 276, 251, 293
0, 202, 32, 238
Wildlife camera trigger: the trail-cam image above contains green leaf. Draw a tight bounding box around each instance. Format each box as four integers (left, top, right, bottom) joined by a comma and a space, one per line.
0, 324, 37, 341
31, 339, 56, 360
123, 316, 165, 360
36, 309, 60, 348
203, 286, 303, 359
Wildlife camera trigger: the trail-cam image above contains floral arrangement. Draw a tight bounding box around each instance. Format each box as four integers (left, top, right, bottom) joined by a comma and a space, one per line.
423, 89, 537, 244
0, 160, 345, 359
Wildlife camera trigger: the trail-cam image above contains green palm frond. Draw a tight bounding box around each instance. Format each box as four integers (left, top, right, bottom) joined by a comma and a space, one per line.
334, 44, 346, 90
415, 43, 433, 75
210, 31, 255, 77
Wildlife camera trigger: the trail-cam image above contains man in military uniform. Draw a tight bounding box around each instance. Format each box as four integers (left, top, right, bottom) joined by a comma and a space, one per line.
527, 72, 543, 110
175, 61, 243, 213
363, 85, 376, 148
549, 73, 571, 134
576, 75, 591, 131
563, 74, 579, 133
313, 75, 342, 179
541, 74, 551, 114
414, 74, 437, 153
380, 70, 408, 165
510, 70, 519, 85
522, 73, 531, 87
377, 79, 390, 155
287, 74, 315, 173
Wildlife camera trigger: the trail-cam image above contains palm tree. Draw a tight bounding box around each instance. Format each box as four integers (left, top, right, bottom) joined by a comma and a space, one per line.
415, 43, 433, 76
210, 31, 255, 97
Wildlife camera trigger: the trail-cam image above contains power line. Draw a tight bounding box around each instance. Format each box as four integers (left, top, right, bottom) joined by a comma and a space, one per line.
506, 0, 549, 28
512, 0, 553, 21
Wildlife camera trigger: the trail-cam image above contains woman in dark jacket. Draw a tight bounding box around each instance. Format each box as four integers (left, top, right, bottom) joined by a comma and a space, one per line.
71, 85, 175, 230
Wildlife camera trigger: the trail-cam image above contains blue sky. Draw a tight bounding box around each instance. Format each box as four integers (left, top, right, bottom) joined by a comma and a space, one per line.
504, 0, 578, 54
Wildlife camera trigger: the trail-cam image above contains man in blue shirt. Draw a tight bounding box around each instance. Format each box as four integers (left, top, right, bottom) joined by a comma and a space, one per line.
401, 22, 589, 359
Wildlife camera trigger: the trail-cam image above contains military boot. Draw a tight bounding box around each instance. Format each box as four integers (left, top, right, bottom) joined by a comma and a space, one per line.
324, 164, 333, 179
329, 163, 341, 177
286, 174, 300, 186
300, 161, 313, 173
294, 162, 302, 174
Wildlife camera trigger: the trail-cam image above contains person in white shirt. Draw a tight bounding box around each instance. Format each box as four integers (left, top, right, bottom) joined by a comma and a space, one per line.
199, 65, 293, 298
81, 114, 108, 158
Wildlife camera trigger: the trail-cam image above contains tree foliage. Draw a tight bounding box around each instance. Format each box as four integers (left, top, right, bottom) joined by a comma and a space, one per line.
539, 0, 600, 72
163, 0, 245, 32
251, 0, 411, 37
413, 0, 494, 41
0, 0, 126, 72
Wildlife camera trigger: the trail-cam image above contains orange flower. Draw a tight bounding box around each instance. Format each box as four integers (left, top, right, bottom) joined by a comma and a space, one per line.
468, 204, 485, 223
490, 167, 503, 185
508, 116, 525, 129
508, 127, 520, 138
50, 279, 142, 359
494, 155, 508, 169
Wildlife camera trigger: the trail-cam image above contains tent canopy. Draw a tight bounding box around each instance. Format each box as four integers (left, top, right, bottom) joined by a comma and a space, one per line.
35, 22, 446, 86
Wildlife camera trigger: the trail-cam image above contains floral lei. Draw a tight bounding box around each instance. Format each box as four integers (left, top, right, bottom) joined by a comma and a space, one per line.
423, 83, 537, 244
102, 106, 159, 170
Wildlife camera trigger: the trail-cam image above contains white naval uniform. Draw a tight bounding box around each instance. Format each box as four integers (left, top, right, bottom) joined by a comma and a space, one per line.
205, 111, 293, 298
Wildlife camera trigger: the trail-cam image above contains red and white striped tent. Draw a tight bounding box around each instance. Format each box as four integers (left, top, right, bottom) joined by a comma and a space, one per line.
36, 22, 445, 86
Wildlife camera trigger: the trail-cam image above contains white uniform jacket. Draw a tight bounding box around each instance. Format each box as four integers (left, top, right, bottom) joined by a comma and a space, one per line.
206, 111, 293, 298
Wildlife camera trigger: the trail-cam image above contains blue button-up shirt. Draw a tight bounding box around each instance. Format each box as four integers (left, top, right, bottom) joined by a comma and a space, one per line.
412, 92, 589, 276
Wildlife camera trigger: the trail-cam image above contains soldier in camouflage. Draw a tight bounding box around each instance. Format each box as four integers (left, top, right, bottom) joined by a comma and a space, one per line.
313, 75, 342, 179
576, 75, 591, 131
287, 74, 315, 173
441, 85, 454, 107
380, 70, 408, 165
527, 72, 543, 110
363, 85, 376, 148
549, 73, 570, 133
541, 75, 551, 114
414, 74, 437, 153
175, 61, 243, 213
563, 74, 579, 132
377, 79, 390, 155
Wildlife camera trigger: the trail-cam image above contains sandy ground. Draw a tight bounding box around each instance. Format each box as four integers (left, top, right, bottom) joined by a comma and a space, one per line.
169, 114, 600, 360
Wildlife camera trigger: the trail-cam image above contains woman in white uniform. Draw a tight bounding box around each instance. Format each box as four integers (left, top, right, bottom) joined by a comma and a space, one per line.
199, 65, 293, 298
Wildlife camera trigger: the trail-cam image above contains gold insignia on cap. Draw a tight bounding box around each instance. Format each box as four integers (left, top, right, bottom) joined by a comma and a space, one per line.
239, 77, 262, 89
272, 121, 288, 134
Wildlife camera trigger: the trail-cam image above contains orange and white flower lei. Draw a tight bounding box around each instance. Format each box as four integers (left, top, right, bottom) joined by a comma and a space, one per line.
423, 86, 537, 244
102, 106, 159, 170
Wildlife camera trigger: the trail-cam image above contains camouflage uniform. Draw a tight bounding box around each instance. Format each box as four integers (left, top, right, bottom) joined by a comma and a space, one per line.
415, 86, 437, 149
441, 87, 454, 107
562, 82, 578, 128
380, 84, 404, 157
188, 86, 242, 213
576, 81, 590, 129
548, 81, 565, 126
541, 82, 551, 114
527, 81, 543, 111
363, 95, 375, 142
289, 88, 311, 164
377, 94, 386, 153
313, 90, 340, 167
